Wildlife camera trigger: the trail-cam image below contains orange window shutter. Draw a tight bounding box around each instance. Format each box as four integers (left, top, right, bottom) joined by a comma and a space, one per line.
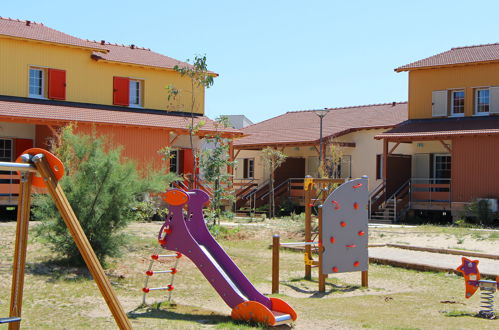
48, 69, 66, 100
113, 77, 130, 106
183, 149, 194, 174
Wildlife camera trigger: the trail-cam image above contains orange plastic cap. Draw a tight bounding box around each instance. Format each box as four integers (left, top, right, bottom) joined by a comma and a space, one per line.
161, 190, 189, 206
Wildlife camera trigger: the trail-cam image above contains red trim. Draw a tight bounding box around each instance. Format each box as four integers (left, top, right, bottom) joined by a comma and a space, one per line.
14, 138, 33, 159
113, 77, 129, 106
48, 69, 66, 100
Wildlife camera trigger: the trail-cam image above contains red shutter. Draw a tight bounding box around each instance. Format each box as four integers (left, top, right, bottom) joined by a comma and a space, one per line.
14, 139, 34, 160
48, 69, 66, 100
183, 149, 194, 174
113, 77, 130, 106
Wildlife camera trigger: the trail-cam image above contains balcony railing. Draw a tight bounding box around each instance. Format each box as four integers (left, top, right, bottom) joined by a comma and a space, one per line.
410, 178, 451, 204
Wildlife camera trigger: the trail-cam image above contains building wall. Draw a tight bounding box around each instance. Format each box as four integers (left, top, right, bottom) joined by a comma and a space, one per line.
451, 135, 499, 202
0, 122, 35, 139
0, 38, 204, 114
408, 62, 499, 119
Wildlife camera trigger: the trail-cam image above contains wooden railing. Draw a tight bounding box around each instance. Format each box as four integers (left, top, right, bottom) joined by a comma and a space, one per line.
410, 178, 451, 204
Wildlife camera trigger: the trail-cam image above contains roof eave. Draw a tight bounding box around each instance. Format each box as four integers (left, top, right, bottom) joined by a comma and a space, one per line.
394, 59, 499, 73
0, 34, 108, 53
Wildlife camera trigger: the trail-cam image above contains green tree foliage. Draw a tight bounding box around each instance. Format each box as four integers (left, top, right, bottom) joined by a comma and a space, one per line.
166, 55, 214, 187
261, 147, 287, 218
199, 116, 235, 224
33, 126, 177, 266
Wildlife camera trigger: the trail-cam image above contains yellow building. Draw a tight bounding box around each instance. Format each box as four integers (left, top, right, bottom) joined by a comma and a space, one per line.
0, 17, 241, 205
377, 43, 499, 222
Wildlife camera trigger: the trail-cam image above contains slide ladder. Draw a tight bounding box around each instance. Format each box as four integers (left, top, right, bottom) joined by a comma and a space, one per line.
158, 189, 297, 326
141, 247, 182, 305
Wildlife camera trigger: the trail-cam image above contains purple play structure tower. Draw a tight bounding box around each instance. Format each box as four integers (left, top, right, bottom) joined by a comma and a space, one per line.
157, 189, 297, 326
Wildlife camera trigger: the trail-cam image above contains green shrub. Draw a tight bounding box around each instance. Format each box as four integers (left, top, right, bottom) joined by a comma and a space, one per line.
33, 126, 176, 266
463, 199, 498, 227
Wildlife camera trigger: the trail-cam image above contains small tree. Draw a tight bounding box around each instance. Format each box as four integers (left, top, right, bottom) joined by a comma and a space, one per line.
320, 141, 344, 179
33, 125, 176, 266
261, 147, 287, 218
199, 116, 235, 225
166, 55, 214, 187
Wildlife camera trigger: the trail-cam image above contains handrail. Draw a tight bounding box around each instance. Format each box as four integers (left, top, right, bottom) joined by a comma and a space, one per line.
259, 178, 304, 200
369, 181, 385, 198
235, 178, 256, 196
243, 179, 270, 200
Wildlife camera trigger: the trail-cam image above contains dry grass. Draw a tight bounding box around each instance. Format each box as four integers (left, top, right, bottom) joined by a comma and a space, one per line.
0, 220, 498, 329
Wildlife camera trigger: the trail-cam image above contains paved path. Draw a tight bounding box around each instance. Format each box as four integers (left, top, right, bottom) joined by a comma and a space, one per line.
369, 246, 499, 278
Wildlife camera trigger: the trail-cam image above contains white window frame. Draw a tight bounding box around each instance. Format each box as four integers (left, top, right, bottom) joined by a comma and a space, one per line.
28, 67, 46, 99
0, 138, 13, 162
129, 79, 143, 108
474, 88, 490, 116
450, 90, 465, 117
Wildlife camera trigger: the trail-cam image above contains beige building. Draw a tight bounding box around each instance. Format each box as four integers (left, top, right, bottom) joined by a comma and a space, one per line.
233, 102, 408, 211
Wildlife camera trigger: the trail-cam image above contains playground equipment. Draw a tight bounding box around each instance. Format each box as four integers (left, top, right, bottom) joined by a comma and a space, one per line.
2, 148, 131, 330
155, 188, 297, 326
141, 249, 182, 304
272, 177, 369, 293
456, 257, 499, 319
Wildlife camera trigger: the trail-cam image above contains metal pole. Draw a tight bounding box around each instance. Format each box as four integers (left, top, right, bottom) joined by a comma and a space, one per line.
319, 116, 323, 167
272, 235, 280, 294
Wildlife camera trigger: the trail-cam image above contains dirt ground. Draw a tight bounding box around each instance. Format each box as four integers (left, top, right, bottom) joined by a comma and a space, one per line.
0, 219, 498, 329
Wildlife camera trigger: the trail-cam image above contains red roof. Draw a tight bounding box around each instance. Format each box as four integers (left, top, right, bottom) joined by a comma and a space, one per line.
235, 102, 407, 148
0, 99, 241, 136
396, 43, 499, 72
0, 17, 107, 51
375, 116, 499, 140
0, 17, 210, 73
91, 43, 195, 72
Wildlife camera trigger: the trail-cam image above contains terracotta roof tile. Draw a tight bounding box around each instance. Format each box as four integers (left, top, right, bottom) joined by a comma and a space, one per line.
0, 99, 241, 136
375, 116, 499, 139
235, 102, 407, 147
91, 43, 195, 72
0, 17, 107, 51
396, 43, 499, 72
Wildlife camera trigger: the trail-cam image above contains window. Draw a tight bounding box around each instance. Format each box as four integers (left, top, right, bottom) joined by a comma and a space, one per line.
0, 139, 13, 162
129, 79, 142, 107
376, 154, 383, 180
450, 90, 465, 116
340, 155, 351, 178
29, 68, 44, 98
475, 88, 490, 115
243, 158, 254, 178
169, 150, 179, 173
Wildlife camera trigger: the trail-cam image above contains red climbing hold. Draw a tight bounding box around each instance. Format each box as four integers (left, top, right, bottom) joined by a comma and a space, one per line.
340, 221, 347, 227
352, 183, 363, 189
358, 231, 365, 236
345, 244, 357, 248
353, 202, 359, 210
142, 288, 150, 293
151, 254, 159, 260
176, 252, 183, 259
332, 267, 339, 273
167, 285, 174, 291
331, 200, 340, 210
146, 270, 153, 276
171, 268, 177, 274
164, 227, 172, 234
158, 239, 167, 245
354, 261, 360, 267
330, 237, 335, 244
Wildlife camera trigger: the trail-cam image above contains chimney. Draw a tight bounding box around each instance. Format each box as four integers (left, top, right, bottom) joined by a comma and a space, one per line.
392, 101, 396, 107
130, 44, 135, 49
100, 40, 105, 45
26, 20, 31, 26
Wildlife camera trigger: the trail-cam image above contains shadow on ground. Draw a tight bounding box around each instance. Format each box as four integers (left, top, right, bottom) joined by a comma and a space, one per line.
283, 278, 362, 298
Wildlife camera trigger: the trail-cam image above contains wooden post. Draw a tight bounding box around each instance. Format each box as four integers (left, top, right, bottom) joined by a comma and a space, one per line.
272, 235, 280, 294
32, 155, 132, 330
383, 139, 388, 183
318, 184, 327, 292
304, 181, 312, 280
361, 270, 369, 288
8, 171, 33, 330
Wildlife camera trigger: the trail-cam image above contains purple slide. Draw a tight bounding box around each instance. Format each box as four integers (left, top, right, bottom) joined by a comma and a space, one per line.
158, 189, 297, 326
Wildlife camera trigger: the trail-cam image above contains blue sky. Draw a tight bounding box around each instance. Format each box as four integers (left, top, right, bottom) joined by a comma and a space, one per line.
4, 1, 499, 123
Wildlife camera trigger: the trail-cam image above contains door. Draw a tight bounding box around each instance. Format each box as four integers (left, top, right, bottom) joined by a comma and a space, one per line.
274, 157, 306, 184
386, 154, 411, 197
